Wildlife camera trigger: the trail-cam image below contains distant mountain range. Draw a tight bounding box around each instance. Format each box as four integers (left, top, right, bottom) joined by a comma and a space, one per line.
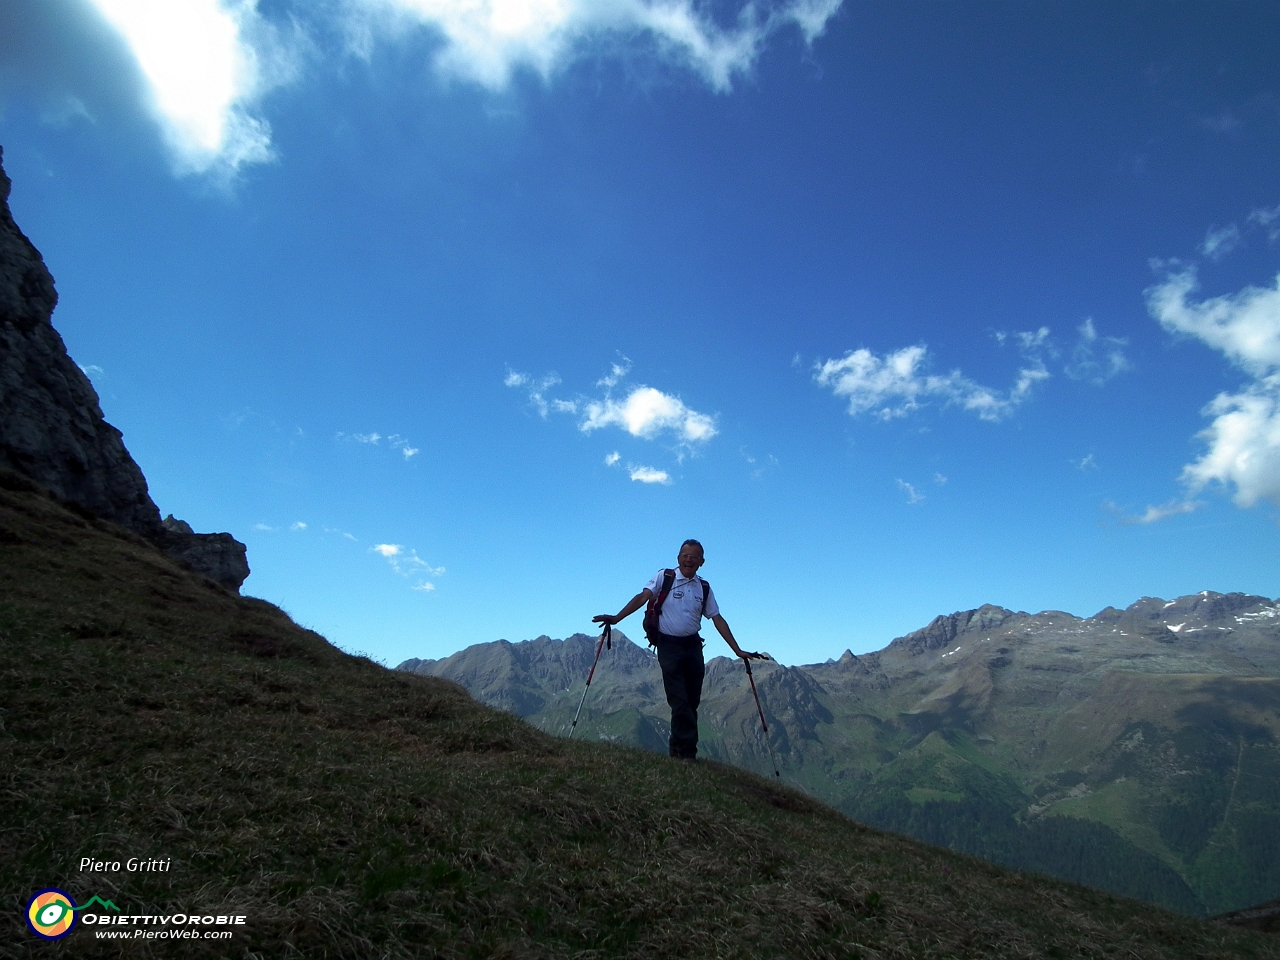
400, 591, 1280, 917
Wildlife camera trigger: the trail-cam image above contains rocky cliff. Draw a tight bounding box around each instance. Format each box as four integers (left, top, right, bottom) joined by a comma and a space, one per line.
0, 146, 248, 591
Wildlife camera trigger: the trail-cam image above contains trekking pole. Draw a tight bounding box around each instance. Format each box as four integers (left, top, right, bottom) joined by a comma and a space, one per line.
568, 624, 611, 740
743, 658, 781, 779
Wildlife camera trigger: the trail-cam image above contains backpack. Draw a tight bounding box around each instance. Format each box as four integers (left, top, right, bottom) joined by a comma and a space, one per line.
642, 569, 711, 645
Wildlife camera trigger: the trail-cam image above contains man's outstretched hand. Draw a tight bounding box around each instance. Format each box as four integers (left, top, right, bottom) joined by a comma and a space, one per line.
739, 650, 769, 661
592, 614, 620, 626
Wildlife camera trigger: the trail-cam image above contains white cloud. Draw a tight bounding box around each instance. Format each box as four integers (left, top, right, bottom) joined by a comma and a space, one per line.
371, 542, 445, 588
1180, 376, 1280, 509
629, 464, 671, 484
1201, 224, 1241, 260
78, 363, 106, 379
1064, 318, 1129, 385
45, 0, 835, 179
1147, 265, 1280, 510
596, 359, 632, 389
350, 0, 842, 92
813, 344, 1047, 423
504, 369, 563, 417
337, 430, 419, 459
581, 386, 717, 442
604, 451, 621, 466
1148, 267, 1280, 377
1109, 498, 1202, 525
85, 0, 291, 176
290, 521, 307, 531
509, 364, 717, 443
933, 472, 947, 485
1248, 203, 1280, 242
896, 479, 923, 504
254, 522, 275, 531
1076, 454, 1097, 471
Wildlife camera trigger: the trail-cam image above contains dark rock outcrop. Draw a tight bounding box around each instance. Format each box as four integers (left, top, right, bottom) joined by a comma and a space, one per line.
0, 146, 248, 591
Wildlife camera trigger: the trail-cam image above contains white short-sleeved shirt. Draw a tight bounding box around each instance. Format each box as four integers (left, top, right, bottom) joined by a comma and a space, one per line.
644, 568, 720, 638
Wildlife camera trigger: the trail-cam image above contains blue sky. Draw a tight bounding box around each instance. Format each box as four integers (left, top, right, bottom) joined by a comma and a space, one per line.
2, 0, 1278, 666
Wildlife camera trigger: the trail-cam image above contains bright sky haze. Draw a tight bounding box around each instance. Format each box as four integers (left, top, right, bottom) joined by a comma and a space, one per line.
2, 0, 1278, 666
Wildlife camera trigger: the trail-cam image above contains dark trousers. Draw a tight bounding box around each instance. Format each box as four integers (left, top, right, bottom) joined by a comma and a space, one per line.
655, 634, 705, 758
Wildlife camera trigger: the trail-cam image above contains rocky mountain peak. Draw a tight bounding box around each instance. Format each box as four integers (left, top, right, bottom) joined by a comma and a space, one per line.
0, 146, 248, 591
888, 603, 1021, 657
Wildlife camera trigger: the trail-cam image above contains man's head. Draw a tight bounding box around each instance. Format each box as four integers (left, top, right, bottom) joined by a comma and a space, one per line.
677, 539, 705, 578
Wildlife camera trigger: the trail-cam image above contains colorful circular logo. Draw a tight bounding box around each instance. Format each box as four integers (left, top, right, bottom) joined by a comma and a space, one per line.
26, 889, 77, 940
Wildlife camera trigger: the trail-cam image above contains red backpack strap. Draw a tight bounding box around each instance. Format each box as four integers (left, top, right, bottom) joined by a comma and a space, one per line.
642, 569, 675, 644
651, 569, 675, 611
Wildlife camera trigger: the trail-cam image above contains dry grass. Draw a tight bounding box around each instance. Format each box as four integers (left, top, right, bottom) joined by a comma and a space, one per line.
2, 471, 1278, 959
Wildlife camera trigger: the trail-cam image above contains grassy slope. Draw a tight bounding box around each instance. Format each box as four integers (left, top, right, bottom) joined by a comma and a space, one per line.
451, 633, 1280, 915
2, 474, 1277, 959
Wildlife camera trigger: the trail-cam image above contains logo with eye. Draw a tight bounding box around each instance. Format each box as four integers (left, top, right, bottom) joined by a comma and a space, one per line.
27, 889, 77, 940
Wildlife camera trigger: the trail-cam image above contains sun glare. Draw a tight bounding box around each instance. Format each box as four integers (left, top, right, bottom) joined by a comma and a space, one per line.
88, 0, 255, 165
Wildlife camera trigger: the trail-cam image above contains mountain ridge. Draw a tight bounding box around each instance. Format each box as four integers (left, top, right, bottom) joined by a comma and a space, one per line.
398, 590, 1280, 917
10, 475, 1276, 956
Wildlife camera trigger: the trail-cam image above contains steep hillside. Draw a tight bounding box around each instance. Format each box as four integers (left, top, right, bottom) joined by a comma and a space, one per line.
3, 474, 1278, 958
400, 594, 1280, 917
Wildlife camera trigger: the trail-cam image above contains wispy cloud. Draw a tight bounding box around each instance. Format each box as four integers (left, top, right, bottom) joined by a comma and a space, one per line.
629, 465, 671, 484
741, 447, 778, 480
604, 451, 621, 466
1064, 318, 1130, 385
814, 320, 1131, 423
371, 542, 446, 590
254, 522, 275, 531
896, 479, 924, 504
290, 521, 307, 531
1075, 454, 1097, 471
1201, 224, 1241, 260
1249, 203, 1280, 242
1105, 498, 1202, 525
337, 431, 419, 459
596, 358, 632, 389
1146, 263, 1280, 510
813, 343, 1047, 422
504, 370, 566, 417
348, 0, 842, 92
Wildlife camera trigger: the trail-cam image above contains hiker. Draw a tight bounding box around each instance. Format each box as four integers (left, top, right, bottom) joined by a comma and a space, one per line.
593, 539, 766, 760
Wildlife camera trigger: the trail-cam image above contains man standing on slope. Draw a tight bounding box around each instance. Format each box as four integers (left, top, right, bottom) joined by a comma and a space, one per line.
593, 539, 767, 760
